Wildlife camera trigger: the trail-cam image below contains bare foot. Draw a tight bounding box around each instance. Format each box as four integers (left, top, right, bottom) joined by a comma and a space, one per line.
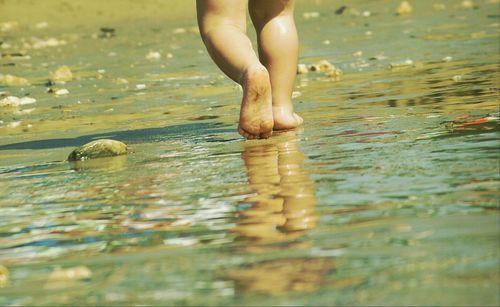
273, 106, 304, 130
238, 65, 274, 139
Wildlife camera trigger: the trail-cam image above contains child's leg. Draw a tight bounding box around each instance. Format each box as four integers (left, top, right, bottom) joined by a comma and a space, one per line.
249, 0, 303, 130
196, 0, 273, 139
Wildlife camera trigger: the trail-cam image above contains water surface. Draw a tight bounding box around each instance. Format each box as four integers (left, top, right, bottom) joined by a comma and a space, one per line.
0, 0, 499, 305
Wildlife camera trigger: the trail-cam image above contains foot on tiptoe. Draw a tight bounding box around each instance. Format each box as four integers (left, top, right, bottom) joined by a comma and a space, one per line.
272, 106, 303, 130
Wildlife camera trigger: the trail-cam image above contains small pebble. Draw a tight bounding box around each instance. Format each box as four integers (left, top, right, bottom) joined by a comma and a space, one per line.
172, 28, 186, 34
136, 84, 146, 90
0, 265, 8, 288
353, 50, 363, 57
0, 74, 29, 86
34, 21, 48, 29
20, 97, 36, 105
52, 66, 73, 83
55, 89, 69, 96
7, 121, 21, 128
146, 51, 161, 60
317, 60, 335, 72
297, 64, 308, 74
115, 78, 129, 84
48, 266, 92, 282
0, 21, 18, 32
303, 11, 320, 19
390, 59, 414, 68
326, 68, 343, 79
460, 0, 474, 9
396, 1, 413, 15
31, 37, 66, 49
0, 96, 36, 107
308, 64, 320, 72
335, 6, 347, 15
163, 237, 198, 246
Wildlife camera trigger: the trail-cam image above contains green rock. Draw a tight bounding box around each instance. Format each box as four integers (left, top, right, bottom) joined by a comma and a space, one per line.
67, 139, 127, 161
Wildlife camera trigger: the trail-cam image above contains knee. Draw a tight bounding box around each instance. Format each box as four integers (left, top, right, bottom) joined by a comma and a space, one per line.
251, 0, 294, 22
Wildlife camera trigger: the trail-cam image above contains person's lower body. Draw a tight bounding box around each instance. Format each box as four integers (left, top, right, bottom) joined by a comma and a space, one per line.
196, 0, 302, 139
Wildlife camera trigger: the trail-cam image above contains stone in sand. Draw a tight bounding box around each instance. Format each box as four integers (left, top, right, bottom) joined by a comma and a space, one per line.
67, 139, 127, 161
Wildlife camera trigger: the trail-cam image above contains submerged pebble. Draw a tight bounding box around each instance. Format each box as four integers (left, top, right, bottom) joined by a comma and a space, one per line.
48, 266, 92, 282
396, 1, 413, 15
68, 139, 127, 161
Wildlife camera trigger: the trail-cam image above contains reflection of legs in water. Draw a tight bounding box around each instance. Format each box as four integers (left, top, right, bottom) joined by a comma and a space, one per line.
196, 1, 273, 139
249, 0, 304, 130
235, 131, 318, 243
229, 132, 325, 296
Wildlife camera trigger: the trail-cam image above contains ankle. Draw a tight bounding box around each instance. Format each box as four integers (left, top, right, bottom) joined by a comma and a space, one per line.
273, 104, 294, 115
240, 63, 269, 86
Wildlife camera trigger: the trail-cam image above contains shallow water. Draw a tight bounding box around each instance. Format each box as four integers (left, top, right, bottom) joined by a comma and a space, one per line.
0, 0, 499, 305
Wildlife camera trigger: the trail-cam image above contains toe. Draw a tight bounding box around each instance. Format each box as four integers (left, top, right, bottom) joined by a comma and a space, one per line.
239, 126, 256, 140
260, 130, 273, 139
238, 126, 249, 139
